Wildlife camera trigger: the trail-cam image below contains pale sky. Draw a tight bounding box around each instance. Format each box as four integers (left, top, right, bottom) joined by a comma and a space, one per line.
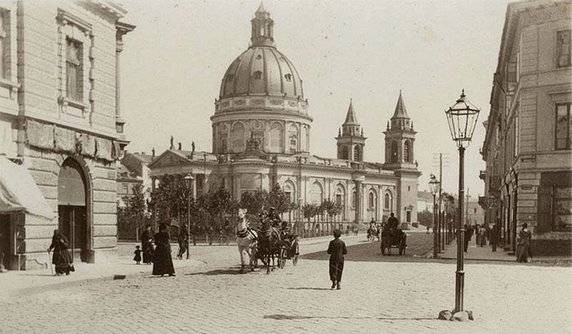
119, 0, 512, 197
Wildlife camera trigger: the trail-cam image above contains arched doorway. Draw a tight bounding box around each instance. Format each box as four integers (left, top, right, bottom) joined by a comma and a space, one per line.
58, 157, 90, 262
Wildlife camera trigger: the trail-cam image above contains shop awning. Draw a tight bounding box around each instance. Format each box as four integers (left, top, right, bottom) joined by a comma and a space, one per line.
0, 155, 56, 219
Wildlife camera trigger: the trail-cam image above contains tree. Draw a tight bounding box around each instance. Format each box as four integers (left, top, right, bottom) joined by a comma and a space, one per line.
239, 189, 268, 217
118, 183, 150, 240
302, 203, 317, 222
417, 210, 433, 228
206, 185, 238, 228
267, 183, 291, 215
320, 199, 336, 222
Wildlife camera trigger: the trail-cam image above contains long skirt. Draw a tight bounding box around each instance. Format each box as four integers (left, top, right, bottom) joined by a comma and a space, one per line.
153, 244, 175, 275
329, 258, 344, 282
516, 243, 531, 263
142, 242, 154, 264
53, 248, 72, 274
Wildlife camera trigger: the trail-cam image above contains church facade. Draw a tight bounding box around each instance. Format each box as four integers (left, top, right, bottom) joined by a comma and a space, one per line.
149, 5, 420, 226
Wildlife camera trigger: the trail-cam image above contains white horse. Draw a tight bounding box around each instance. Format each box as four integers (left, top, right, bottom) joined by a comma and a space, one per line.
236, 208, 257, 273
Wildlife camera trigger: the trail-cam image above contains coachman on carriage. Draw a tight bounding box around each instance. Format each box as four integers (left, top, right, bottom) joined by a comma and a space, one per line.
380, 213, 407, 255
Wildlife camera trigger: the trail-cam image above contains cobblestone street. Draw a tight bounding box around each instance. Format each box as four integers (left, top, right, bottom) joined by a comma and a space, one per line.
2, 236, 571, 334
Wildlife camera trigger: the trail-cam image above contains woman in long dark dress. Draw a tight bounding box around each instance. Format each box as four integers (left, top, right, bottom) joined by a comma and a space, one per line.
140, 225, 154, 265
153, 223, 175, 276
516, 223, 532, 263
47, 230, 72, 275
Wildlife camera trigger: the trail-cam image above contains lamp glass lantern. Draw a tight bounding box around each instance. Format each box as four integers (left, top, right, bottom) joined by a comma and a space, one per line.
429, 174, 440, 195
445, 89, 481, 148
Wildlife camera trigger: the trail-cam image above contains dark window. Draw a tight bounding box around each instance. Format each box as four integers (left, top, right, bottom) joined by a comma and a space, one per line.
390, 141, 398, 163
284, 73, 292, 82
368, 192, 375, 209
555, 103, 571, 150
406, 211, 411, 223
253, 71, 262, 80
0, 11, 8, 79
557, 30, 571, 68
66, 39, 82, 101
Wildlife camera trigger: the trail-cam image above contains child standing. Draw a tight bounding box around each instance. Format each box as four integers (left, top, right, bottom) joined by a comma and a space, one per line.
134, 245, 142, 265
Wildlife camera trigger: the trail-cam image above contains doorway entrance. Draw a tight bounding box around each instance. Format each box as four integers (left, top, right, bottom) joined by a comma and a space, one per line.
0, 214, 9, 270
58, 158, 89, 263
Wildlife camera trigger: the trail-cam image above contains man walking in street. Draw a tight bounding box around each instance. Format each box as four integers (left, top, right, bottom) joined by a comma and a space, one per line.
327, 229, 347, 290
490, 224, 499, 252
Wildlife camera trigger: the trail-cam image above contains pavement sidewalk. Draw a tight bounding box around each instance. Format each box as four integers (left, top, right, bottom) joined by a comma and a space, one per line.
0, 234, 361, 297
438, 236, 572, 265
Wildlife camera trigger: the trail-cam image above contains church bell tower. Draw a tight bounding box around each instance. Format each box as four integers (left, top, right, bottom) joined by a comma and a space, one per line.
336, 99, 366, 162
383, 91, 416, 169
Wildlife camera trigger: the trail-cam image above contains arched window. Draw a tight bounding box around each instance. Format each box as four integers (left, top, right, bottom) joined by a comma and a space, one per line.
341, 146, 349, 160
404, 140, 411, 162
384, 192, 393, 210
391, 141, 398, 163
368, 192, 375, 209
268, 123, 283, 153
253, 71, 262, 80
232, 123, 245, 150
310, 181, 323, 204
354, 145, 361, 161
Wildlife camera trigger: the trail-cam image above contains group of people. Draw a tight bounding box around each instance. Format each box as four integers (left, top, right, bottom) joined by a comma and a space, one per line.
462, 222, 532, 263
138, 224, 175, 277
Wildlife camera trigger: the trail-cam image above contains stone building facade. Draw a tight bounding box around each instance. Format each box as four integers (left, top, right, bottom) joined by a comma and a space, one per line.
480, 0, 571, 255
0, 1, 133, 269
149, 5, 420, 227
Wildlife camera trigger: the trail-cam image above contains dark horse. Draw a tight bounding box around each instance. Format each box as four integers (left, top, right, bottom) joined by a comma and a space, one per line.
254, 212, 283, 274
380, 225, 407, 255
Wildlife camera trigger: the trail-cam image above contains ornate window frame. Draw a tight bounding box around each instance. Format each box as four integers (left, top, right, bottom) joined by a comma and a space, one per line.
57, 9, 93, 122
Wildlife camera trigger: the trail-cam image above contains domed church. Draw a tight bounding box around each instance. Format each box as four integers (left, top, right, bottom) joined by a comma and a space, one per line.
149, 4, 421, 226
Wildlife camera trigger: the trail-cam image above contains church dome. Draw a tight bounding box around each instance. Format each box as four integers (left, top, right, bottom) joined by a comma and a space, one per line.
218, 4, 304, 100
219, 47, 304, 99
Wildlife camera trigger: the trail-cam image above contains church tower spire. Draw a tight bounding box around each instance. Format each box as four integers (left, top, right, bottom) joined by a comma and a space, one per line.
384, 91, 416, 169
250, 2, 275, 47
336, 99, 366, 161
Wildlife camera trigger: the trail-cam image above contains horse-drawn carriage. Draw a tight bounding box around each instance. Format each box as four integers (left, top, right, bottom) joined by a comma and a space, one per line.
380, 226, 407, 255
236, 207, 298, 274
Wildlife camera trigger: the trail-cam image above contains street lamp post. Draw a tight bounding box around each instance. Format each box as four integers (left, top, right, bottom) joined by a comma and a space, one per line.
445, 89, 480, 315
429, 174, 440, 259
184, 173, 195, 260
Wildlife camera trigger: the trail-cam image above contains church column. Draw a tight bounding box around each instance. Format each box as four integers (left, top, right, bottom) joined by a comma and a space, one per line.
354, 180, 362, 223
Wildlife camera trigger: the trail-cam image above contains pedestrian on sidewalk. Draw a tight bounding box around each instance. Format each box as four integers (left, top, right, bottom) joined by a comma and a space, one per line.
479, 225, 487, 247
327, 229, 347, 290
177, 225, 189, 260
153, 223, 175, 277
47, 230, 73, 276
516, 223, 532, 263
490, 224, 499, 252
463, 224, 471, 253
140, 225, 154, 265
133, 245, 142, 264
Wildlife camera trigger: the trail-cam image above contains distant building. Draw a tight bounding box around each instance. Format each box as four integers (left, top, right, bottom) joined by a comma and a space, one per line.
149, 5, 421, 227
417, 191, 435, 213
0, 1, 134, 270
480, 0, 571, 255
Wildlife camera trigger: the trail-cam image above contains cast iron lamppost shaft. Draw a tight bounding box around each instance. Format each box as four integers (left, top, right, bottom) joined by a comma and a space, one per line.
429, 174, 440, 259
445, 89, 480, 313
